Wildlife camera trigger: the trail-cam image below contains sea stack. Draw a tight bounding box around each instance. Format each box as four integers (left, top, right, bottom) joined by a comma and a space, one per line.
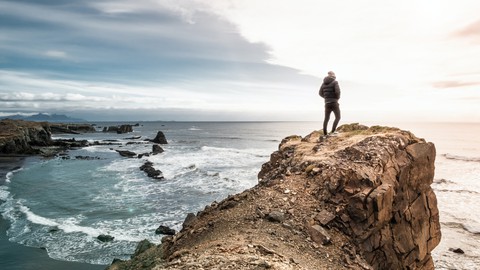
108, 124, 441, 270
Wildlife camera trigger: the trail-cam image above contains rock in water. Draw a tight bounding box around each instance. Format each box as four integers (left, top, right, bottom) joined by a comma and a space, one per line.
152, 144, 164, 154
97, 234, 114, 242
117, 125, 133, 134
152, 131, 168, 144
115, 150, 137, 158
140, 161, 164, 180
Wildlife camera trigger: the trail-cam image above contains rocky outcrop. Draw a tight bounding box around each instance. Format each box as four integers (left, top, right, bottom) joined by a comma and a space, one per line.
0, 120, 100, 156
97, 234, 115, 242
152, 145, 164, 155
103, 125, 133, 134
50, 123, 96, 134
116, 150, 137, 158
140, 161, 164, 180
107, 124, 441, 270
258, 124, 441, 269
151, 131, 168, 144
0, 119, 52, 154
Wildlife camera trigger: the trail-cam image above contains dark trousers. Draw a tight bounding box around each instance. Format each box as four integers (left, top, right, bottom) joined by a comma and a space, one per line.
323, 102, 341, 135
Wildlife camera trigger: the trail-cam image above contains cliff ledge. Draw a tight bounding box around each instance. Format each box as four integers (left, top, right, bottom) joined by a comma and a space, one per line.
109, 123, 441, 270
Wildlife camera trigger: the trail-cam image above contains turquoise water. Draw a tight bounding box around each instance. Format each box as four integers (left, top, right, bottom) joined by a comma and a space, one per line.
1, 121, 479, 269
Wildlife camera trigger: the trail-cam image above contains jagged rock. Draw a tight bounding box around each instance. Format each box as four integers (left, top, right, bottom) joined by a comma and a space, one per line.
133, 240, 155, 258
315, 210, 336, 226
140, 161, 164, 180
117, 125, 133, 134
74, 156, 101, 160
182, 213, 196, 229
152, 144, 164, 155
307, 224, 332, 245
152, 131, 168, 144
116, 150, 137, 158
48, 226, 60, 233
450, 248, 465, 254
125, 136, 142, 140
0, 119, 52, 154
155, 225, 176, 235
258, 124, 441, 270
97, 234, 114, 242
53, 138, 89, 148
102, 125, 133, 134
50, 123, 95, 134
103, 126, 118, 132
106, 124, 441, 270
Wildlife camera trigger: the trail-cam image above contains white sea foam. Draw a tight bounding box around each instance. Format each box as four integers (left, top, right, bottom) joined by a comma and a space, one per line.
83, 145, 112, 153
0, 186, 10, 201
20, 205, 58, 226
5, 167, 22, 183
16, 203, 107, 237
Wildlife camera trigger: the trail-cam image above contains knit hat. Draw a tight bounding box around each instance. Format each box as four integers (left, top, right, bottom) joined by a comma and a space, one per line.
328, 71, 336, 78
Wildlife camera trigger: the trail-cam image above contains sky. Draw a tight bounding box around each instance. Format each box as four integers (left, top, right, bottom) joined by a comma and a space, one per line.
0, 0, 479, 122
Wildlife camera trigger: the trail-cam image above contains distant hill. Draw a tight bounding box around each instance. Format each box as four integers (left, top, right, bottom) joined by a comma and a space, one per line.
1, 113, 87, 123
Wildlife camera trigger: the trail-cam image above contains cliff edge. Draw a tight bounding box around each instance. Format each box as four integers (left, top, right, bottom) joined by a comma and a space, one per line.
108, 124, 441, 270
0, 119, 52, 154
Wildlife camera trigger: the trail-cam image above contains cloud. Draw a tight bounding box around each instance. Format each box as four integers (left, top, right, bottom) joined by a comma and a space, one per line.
0, 92, 107, 102
44, 50, 68, 59
454, 19, 480, 40
432, 80, 480, 89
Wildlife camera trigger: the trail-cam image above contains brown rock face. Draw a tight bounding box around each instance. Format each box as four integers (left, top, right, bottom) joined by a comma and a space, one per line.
259, 125, 441, 269
107, 124, 441, 270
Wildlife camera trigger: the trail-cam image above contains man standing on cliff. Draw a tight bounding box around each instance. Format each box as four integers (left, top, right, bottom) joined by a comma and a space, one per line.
319, 71, 341, 136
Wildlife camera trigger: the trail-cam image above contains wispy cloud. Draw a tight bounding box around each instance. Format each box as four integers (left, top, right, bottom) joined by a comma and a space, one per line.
44, 50, 68, 59
432, 80, 480, 89
454, 19, 480, 40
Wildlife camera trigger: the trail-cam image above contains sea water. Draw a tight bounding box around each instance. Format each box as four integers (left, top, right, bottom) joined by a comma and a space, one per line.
0, 121, 478, 269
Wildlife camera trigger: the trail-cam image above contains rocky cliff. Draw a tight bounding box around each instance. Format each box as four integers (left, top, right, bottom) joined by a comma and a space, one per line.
0, 119, 52, 154
108, 124, 441, 270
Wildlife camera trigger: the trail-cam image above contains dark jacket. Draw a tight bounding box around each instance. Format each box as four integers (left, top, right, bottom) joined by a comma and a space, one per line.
319, 76, 341, 104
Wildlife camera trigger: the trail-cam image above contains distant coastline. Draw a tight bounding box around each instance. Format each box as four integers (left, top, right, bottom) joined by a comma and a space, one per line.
0, 113, 86, 123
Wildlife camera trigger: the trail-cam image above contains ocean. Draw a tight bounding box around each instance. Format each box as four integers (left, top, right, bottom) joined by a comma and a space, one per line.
0, 121, 478, 269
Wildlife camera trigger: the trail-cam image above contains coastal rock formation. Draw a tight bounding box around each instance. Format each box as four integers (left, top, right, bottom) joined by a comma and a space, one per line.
0, 119, 52, 154
0, 119, 98, 156
151, 131, 168, 144
116, 150, 137, 158
50, 123, 96, 134
103, 125, 133, 134
108, 124, 441, 270
98, 234, 115, 242
152, 145, 164, 155
140, 161, 165, 180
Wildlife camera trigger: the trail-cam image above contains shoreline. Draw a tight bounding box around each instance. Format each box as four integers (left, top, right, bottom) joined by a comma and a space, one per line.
0, 156, 106, 270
